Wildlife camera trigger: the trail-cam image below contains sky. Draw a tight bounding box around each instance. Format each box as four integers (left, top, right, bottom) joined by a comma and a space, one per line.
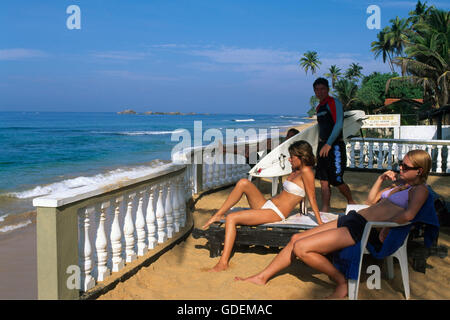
1, 0, 449, 115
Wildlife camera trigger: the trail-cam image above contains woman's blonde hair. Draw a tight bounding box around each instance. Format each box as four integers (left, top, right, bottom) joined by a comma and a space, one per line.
406, 149, 432, 183
288, 140, 315, 166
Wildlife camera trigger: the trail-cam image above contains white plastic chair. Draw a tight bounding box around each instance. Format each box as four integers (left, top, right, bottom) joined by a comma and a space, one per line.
347, 220, 411, 300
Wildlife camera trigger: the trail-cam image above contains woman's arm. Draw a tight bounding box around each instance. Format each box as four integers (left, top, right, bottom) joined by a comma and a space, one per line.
301, 167, 323, 225
365, 170, 397, 205
393, 184, 429, 224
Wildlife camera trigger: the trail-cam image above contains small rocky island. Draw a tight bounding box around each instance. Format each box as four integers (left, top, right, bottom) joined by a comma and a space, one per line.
117, 109, 209, 115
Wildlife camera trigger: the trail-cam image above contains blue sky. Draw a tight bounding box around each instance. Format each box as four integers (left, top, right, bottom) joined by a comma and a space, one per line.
1, 0, 449, 114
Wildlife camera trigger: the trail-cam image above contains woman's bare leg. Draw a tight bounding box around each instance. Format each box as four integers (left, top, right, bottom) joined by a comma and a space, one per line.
208, 208, 281, 272
235, 220, 338, 284
292, 227, 355, 298
202, 178, 266, 229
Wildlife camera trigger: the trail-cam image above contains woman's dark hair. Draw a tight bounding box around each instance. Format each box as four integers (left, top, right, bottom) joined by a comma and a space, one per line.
288, 140, 315, 166
286, 128, 299, 139
313, 77, 329, 89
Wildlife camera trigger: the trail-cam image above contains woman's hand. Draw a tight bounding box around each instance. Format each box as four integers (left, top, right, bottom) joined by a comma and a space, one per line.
379, 170, 397, 182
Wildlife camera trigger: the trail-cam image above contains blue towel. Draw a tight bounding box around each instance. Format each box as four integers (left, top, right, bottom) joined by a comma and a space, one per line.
332, 186, 440, 280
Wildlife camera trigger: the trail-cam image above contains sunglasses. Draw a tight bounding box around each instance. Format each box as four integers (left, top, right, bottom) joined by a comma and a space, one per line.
398, 161, 421, 171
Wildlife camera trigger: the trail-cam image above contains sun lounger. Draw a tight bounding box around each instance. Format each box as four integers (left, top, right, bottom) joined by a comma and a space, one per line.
192, 209, 342, 258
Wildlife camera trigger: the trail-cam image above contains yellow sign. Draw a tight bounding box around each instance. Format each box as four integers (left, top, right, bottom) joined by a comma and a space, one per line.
362, 114, 401, 128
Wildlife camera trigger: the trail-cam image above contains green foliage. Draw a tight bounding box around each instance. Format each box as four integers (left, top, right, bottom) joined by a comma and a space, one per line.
355, 72, 423, 115
334, 79, 358, 110
307, 95, 319, 117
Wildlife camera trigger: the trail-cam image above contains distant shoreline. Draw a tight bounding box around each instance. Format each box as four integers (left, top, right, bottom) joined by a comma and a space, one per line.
117, 109, 210, 116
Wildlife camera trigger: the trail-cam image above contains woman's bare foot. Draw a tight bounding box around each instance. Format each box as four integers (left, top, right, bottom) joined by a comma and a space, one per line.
207, 262, 229, 272
234, 274, 267, 285
202, 214, 224, 230
325, 282, 348, 299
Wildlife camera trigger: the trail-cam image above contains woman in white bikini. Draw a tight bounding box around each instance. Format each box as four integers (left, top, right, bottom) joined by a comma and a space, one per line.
202, 140, 322, 272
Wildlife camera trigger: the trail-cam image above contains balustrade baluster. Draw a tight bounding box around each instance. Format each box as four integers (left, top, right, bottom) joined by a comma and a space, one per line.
446, 146, 450, 174
135, 191, 148, 256
165, 183, 174, 238
96, 202, 110, 282
178, 177, 187, 228
350, 140, 356, 168
368, 141, 374, 169
437, 145, 443, 173
378, 142, 383, 169
213, 162, 219, 188
123, 193, 137, 263
81, 207, 95, 291
358, 142, 364, 169
172, 179, 181, 233
387, 142, 393, 170
207, 163, 213, 189
146, 186, 157, 249
110, 196, 124, 272
155, 185, 167, 243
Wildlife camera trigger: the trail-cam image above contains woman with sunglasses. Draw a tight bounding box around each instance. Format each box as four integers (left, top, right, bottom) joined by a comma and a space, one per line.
235, 149, 432, 299
201, 140, 322, 272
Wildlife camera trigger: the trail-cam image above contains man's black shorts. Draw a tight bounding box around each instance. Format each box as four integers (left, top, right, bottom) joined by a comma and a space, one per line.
315, 140, 347, 186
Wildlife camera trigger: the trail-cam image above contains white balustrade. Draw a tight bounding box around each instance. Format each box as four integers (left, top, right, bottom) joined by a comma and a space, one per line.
350, 140, 356, 168
81, 207, 95, 292
111, 196, 124, 273
447, 146, 450, 174
96, 202, 110, 282
346, 138, 450, 174
156, 184, 167, 243
146, 186, 158, 250
437, 145, 443, 173
165, 184, 174, 239
178, 177, 186, 228
123, 193, 137, 263
367, 141, 374, 169
172, 179, 181, 233
136, 191, 148, 257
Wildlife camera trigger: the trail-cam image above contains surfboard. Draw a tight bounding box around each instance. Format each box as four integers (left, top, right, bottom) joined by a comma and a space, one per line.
248, 110, 367, 178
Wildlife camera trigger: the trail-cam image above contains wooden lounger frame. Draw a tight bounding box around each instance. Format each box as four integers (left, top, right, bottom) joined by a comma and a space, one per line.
192, 221, 316, 258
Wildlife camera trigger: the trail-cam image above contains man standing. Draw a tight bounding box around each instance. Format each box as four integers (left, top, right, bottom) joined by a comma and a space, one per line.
313, 78, 355, 212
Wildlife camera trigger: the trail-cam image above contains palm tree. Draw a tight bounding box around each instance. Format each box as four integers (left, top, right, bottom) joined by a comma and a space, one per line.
324, 65, 342, 89
388, 8, 450, 109
385, 17, 410, 58
371, 27, 395, 72
345, 63, 364, 82
299, 51, 322, 75
334, 79, 359, 110
408, 1, 434, 26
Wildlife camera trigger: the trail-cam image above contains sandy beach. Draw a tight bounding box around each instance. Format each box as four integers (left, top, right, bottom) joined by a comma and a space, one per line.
97, 171, 450, 300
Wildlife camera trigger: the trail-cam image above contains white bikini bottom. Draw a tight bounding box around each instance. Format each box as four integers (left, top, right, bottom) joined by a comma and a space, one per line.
261, 200, 285, 221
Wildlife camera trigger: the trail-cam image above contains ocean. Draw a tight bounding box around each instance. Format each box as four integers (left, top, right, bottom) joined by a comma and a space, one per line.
0, 111, 311, 233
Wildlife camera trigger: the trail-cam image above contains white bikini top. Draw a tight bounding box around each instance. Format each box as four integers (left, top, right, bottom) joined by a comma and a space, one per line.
283, 180, 305, 197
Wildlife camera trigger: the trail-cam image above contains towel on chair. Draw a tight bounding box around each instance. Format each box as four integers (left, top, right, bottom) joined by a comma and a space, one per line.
332, 186, 440, 280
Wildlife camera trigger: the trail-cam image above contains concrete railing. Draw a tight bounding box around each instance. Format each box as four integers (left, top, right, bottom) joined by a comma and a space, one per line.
33, 146, 251, 299
173, 145, 252, 194
346, 137, 450, 174
33, 161, 193, 299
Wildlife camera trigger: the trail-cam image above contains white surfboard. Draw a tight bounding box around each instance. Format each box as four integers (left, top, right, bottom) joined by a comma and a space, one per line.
249, 110, 367, 178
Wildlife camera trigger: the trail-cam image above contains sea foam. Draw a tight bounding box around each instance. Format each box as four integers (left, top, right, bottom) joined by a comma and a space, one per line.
9, 161, 170, 199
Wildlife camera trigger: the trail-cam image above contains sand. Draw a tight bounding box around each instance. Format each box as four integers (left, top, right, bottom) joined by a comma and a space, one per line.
0, 221, 37, 299
97, 171, 450, 300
